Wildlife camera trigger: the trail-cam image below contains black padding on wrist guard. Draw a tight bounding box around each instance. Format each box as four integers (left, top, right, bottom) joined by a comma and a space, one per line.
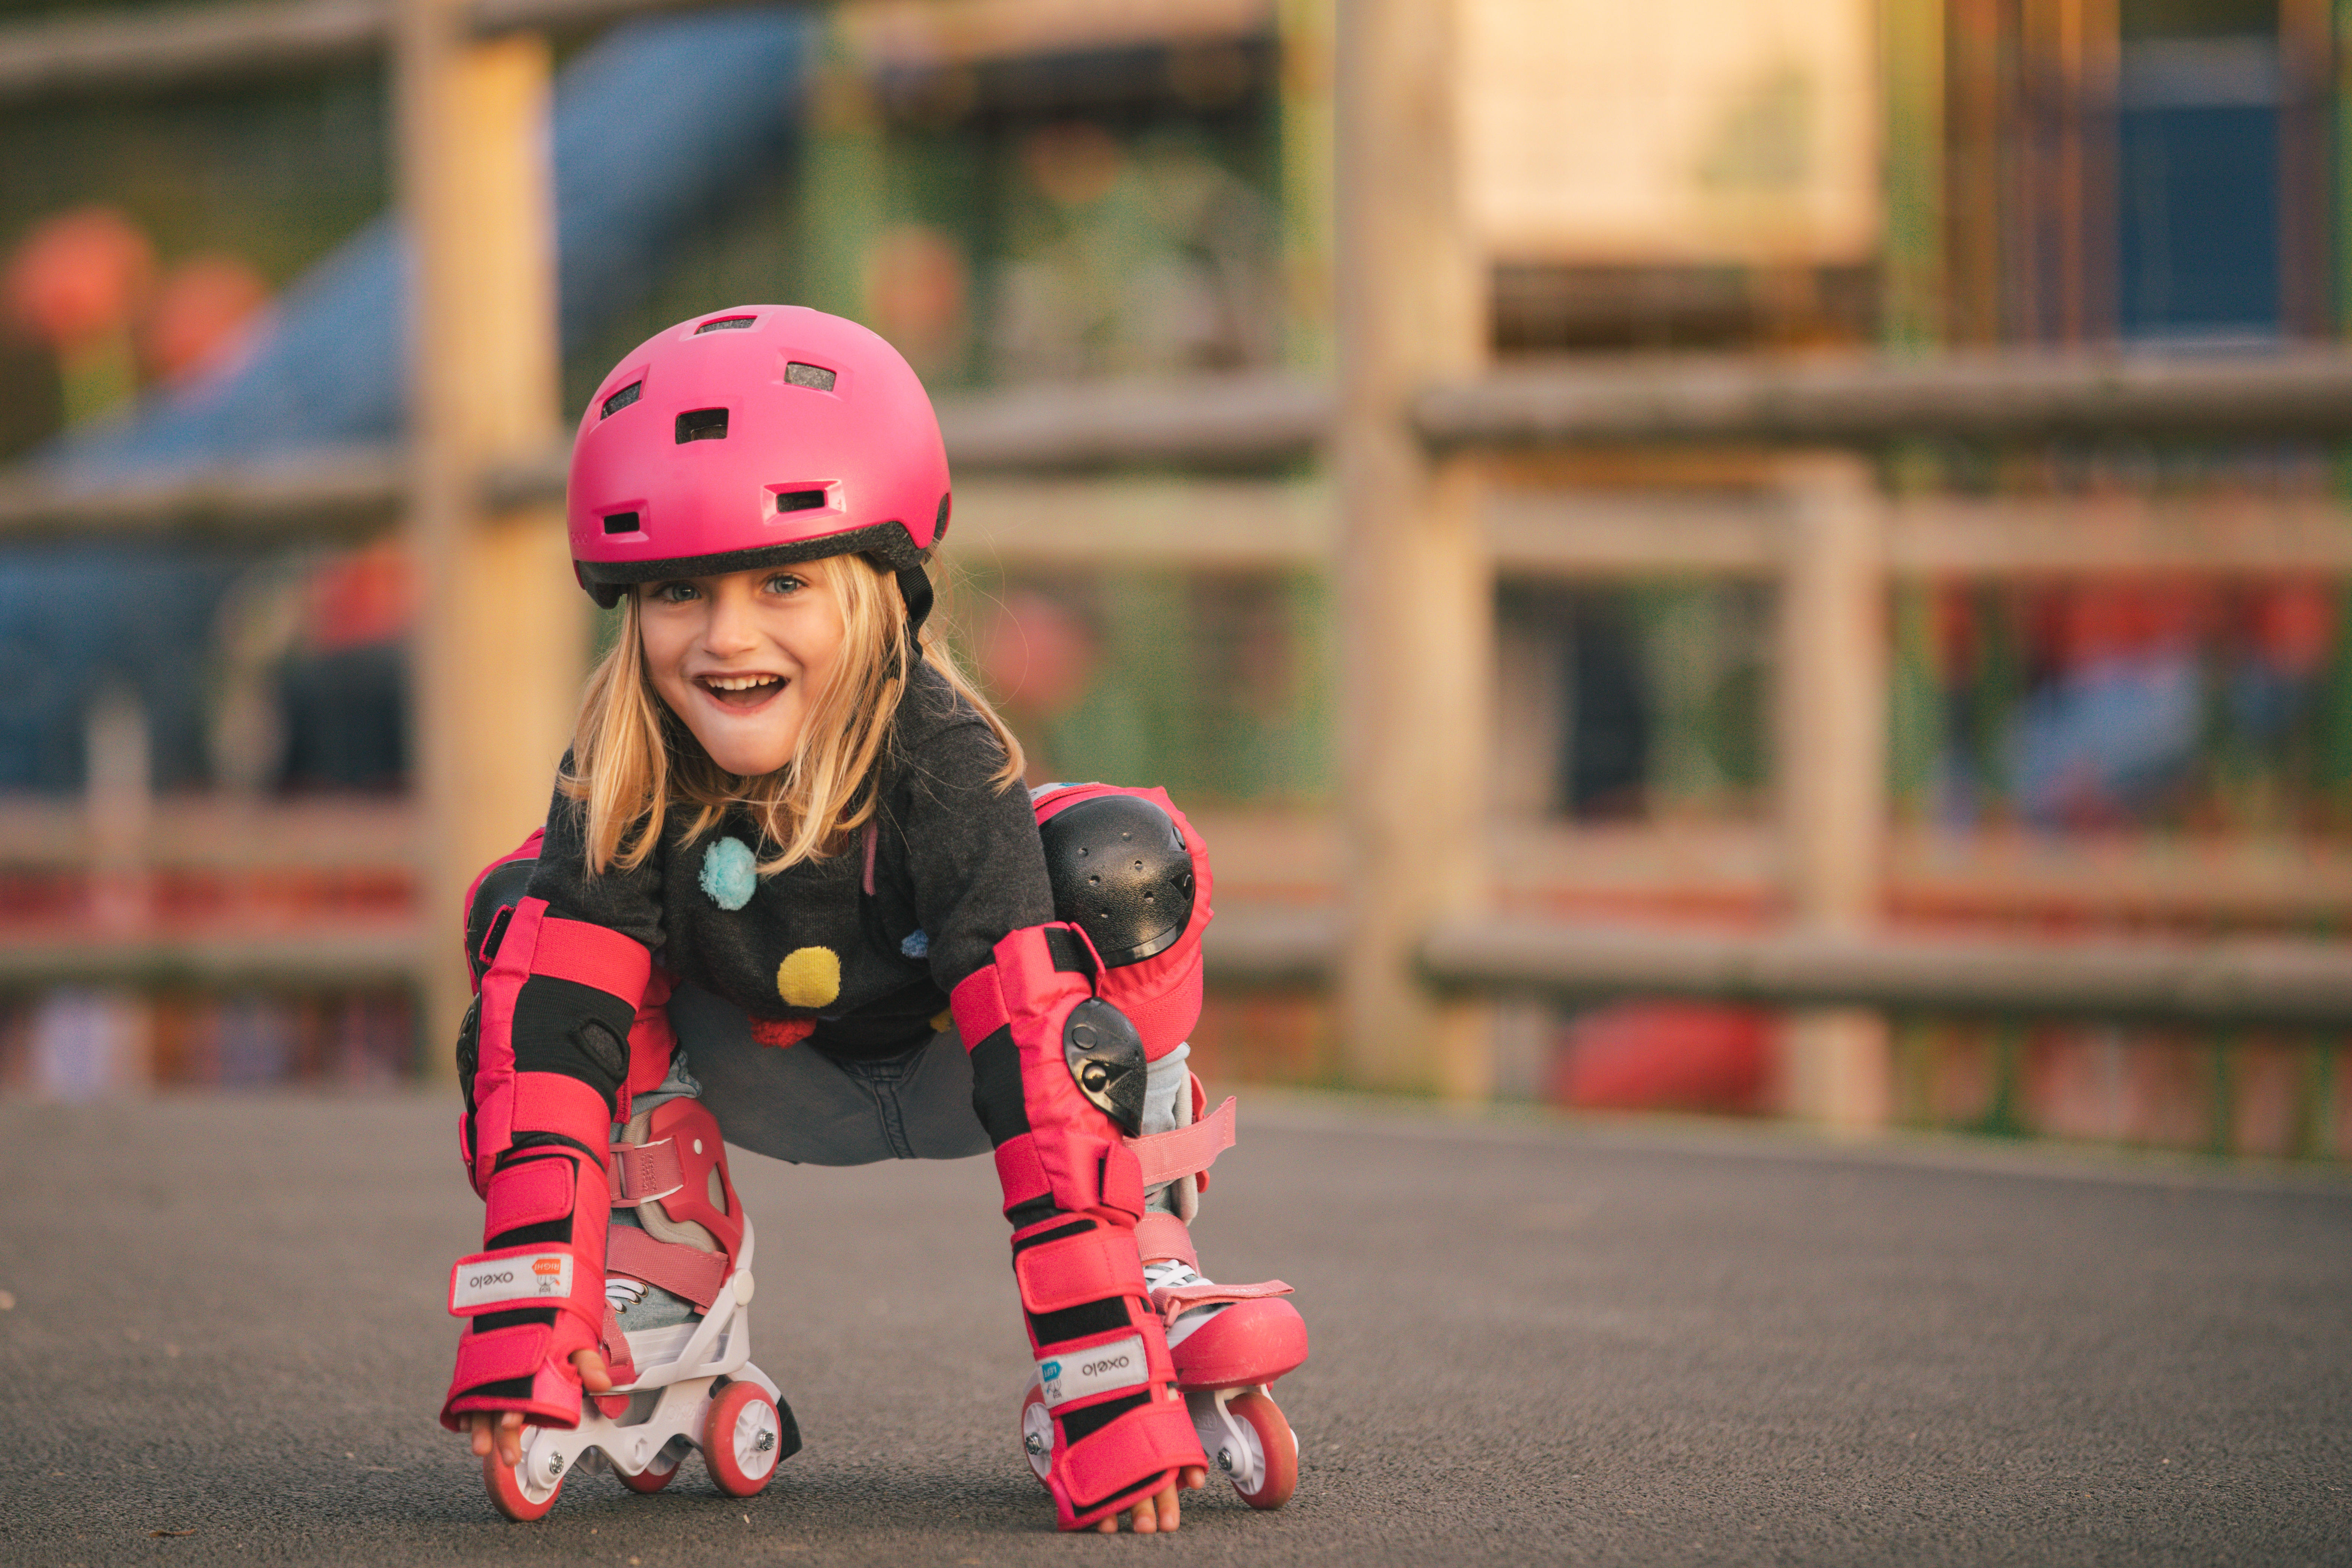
1041, 795, 1195, 966
1006, 1196, 1059, 1228
968, 1026, 1029, 1146
1012, 1218, 1095, 1254
1029, 1298, 1131, 1345
511, 976, 635, 1109
466, 858, 537, 984
1063, 999, 1145, 1136
1060, 1391, 1153, 1446
474, 1307, 555, 1333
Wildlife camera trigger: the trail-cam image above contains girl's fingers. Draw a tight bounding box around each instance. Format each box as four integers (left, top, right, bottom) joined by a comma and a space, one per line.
571, 1347, 614, 1393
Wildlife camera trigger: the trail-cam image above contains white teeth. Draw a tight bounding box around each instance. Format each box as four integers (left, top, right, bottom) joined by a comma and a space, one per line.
704, 674, 780, 692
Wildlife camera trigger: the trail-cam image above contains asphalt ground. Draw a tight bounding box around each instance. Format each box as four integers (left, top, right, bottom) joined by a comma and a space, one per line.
2, 1091, 2348, 1567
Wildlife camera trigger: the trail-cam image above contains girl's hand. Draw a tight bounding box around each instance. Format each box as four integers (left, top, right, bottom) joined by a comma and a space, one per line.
1094, 1466, 1208, 1534
462, 1349, 614, 1468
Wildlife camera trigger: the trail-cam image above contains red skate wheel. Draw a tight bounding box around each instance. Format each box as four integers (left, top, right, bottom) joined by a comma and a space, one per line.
482, 1447, 562, 1522
616, 1452, 678, 1494
704, 1381, 784, 1497
1019, 1380, 1054, 1490
1226, 1391, 1297, 1510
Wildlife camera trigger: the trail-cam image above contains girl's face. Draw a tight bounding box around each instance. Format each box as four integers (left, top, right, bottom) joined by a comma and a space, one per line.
638, 563, 846, 777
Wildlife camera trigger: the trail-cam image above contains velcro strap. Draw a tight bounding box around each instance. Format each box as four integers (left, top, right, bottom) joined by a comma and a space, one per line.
529, 915, 653, 1000
483, 1156, 574, 1236
449, 1321, 551, 1391
1060, 1392, 1202, 1509
1132, 1212, 1197, 1269
606, 1225, 728, 1311
1098, 1144, 1145, 1220
1124, 1096, 1236, 1188
608, 1138, 683, 1204
950, 965, 1010, 1049
1015, 1225, 1144, 1318
993, 1135, 1052, 1214
450, 1246, 579, 1314
1151, 1278, 1294, 1326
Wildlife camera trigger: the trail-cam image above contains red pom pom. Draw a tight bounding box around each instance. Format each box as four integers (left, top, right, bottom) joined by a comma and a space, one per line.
749, 1018, 815, 1050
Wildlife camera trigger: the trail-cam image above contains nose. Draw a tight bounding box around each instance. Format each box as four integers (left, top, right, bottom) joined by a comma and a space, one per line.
699, 580, 760, 655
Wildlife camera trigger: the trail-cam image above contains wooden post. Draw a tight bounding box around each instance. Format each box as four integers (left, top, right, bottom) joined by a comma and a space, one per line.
396, 0, 580, 1079
1775, 455, 1891, 1129
1279, 0, 1337, 373
1335, 0, 1491, 1097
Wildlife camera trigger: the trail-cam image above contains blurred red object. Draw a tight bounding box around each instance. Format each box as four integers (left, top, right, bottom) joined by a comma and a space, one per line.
865, 225, 967, 364
975, 589, 1099, 717
141, 252, 270, 383
3, 206, 156, 350
2246, 580, 2333, 677
1549, 1001, 1771, 1115
305, 540, 414, 653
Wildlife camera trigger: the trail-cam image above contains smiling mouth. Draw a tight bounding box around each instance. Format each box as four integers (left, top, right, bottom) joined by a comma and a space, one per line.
698, 672, 786, 709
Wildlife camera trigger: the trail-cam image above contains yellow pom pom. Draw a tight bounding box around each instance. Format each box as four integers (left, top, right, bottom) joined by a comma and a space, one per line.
775, 946, 842, 1009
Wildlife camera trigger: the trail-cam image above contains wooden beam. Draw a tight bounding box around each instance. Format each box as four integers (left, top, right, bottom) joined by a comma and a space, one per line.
946, 477, 1330, 568
0, 0, 796, 104
0, 929, 420, 989
1417, 349, 2352, 448
0, 0, 388, 104
1421, 917, 2352, 1030
937, 371, 1329, 471
0, 451, 405, 544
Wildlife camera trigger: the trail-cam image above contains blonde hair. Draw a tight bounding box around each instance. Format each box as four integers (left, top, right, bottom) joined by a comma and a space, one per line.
560, 555, 1024, 876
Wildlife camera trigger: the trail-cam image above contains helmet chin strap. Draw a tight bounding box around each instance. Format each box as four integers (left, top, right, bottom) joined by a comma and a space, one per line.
896, 564, 936, 640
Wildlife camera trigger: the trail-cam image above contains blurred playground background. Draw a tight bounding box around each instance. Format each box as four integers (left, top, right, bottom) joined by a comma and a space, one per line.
2, 0, 2350, 1163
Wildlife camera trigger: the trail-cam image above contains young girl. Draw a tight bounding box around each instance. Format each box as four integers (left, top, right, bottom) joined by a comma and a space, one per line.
438, 307, 1307, 1534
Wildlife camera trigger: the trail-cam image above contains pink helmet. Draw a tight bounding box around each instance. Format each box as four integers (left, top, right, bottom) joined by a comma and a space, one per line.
567, 305, 950, 613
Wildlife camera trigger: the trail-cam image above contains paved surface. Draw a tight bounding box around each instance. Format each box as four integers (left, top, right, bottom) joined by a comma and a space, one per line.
3, 1092, 2349, 1567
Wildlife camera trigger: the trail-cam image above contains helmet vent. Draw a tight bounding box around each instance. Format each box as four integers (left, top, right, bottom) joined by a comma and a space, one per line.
775, 489, 827, 514
600, 381, 642, 418
694, 315, 756, 333
675, 408, 729, 443
785, 361, 837, 392
601, 511, 640, 535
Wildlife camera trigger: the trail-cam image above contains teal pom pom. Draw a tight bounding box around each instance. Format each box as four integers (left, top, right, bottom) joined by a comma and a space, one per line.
699, 837, 758, 911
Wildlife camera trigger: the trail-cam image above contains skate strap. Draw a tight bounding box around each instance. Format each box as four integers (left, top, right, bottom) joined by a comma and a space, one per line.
1150, 1278, 1294, 1325
1122, 1096, 1236, 1188
607, 1137, 683, 1204
1132, 1212, 1198, 1269
605, 1224, 727, 1311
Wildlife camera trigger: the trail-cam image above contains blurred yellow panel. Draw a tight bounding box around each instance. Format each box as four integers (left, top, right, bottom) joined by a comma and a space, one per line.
1461, 0, 1881, 264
